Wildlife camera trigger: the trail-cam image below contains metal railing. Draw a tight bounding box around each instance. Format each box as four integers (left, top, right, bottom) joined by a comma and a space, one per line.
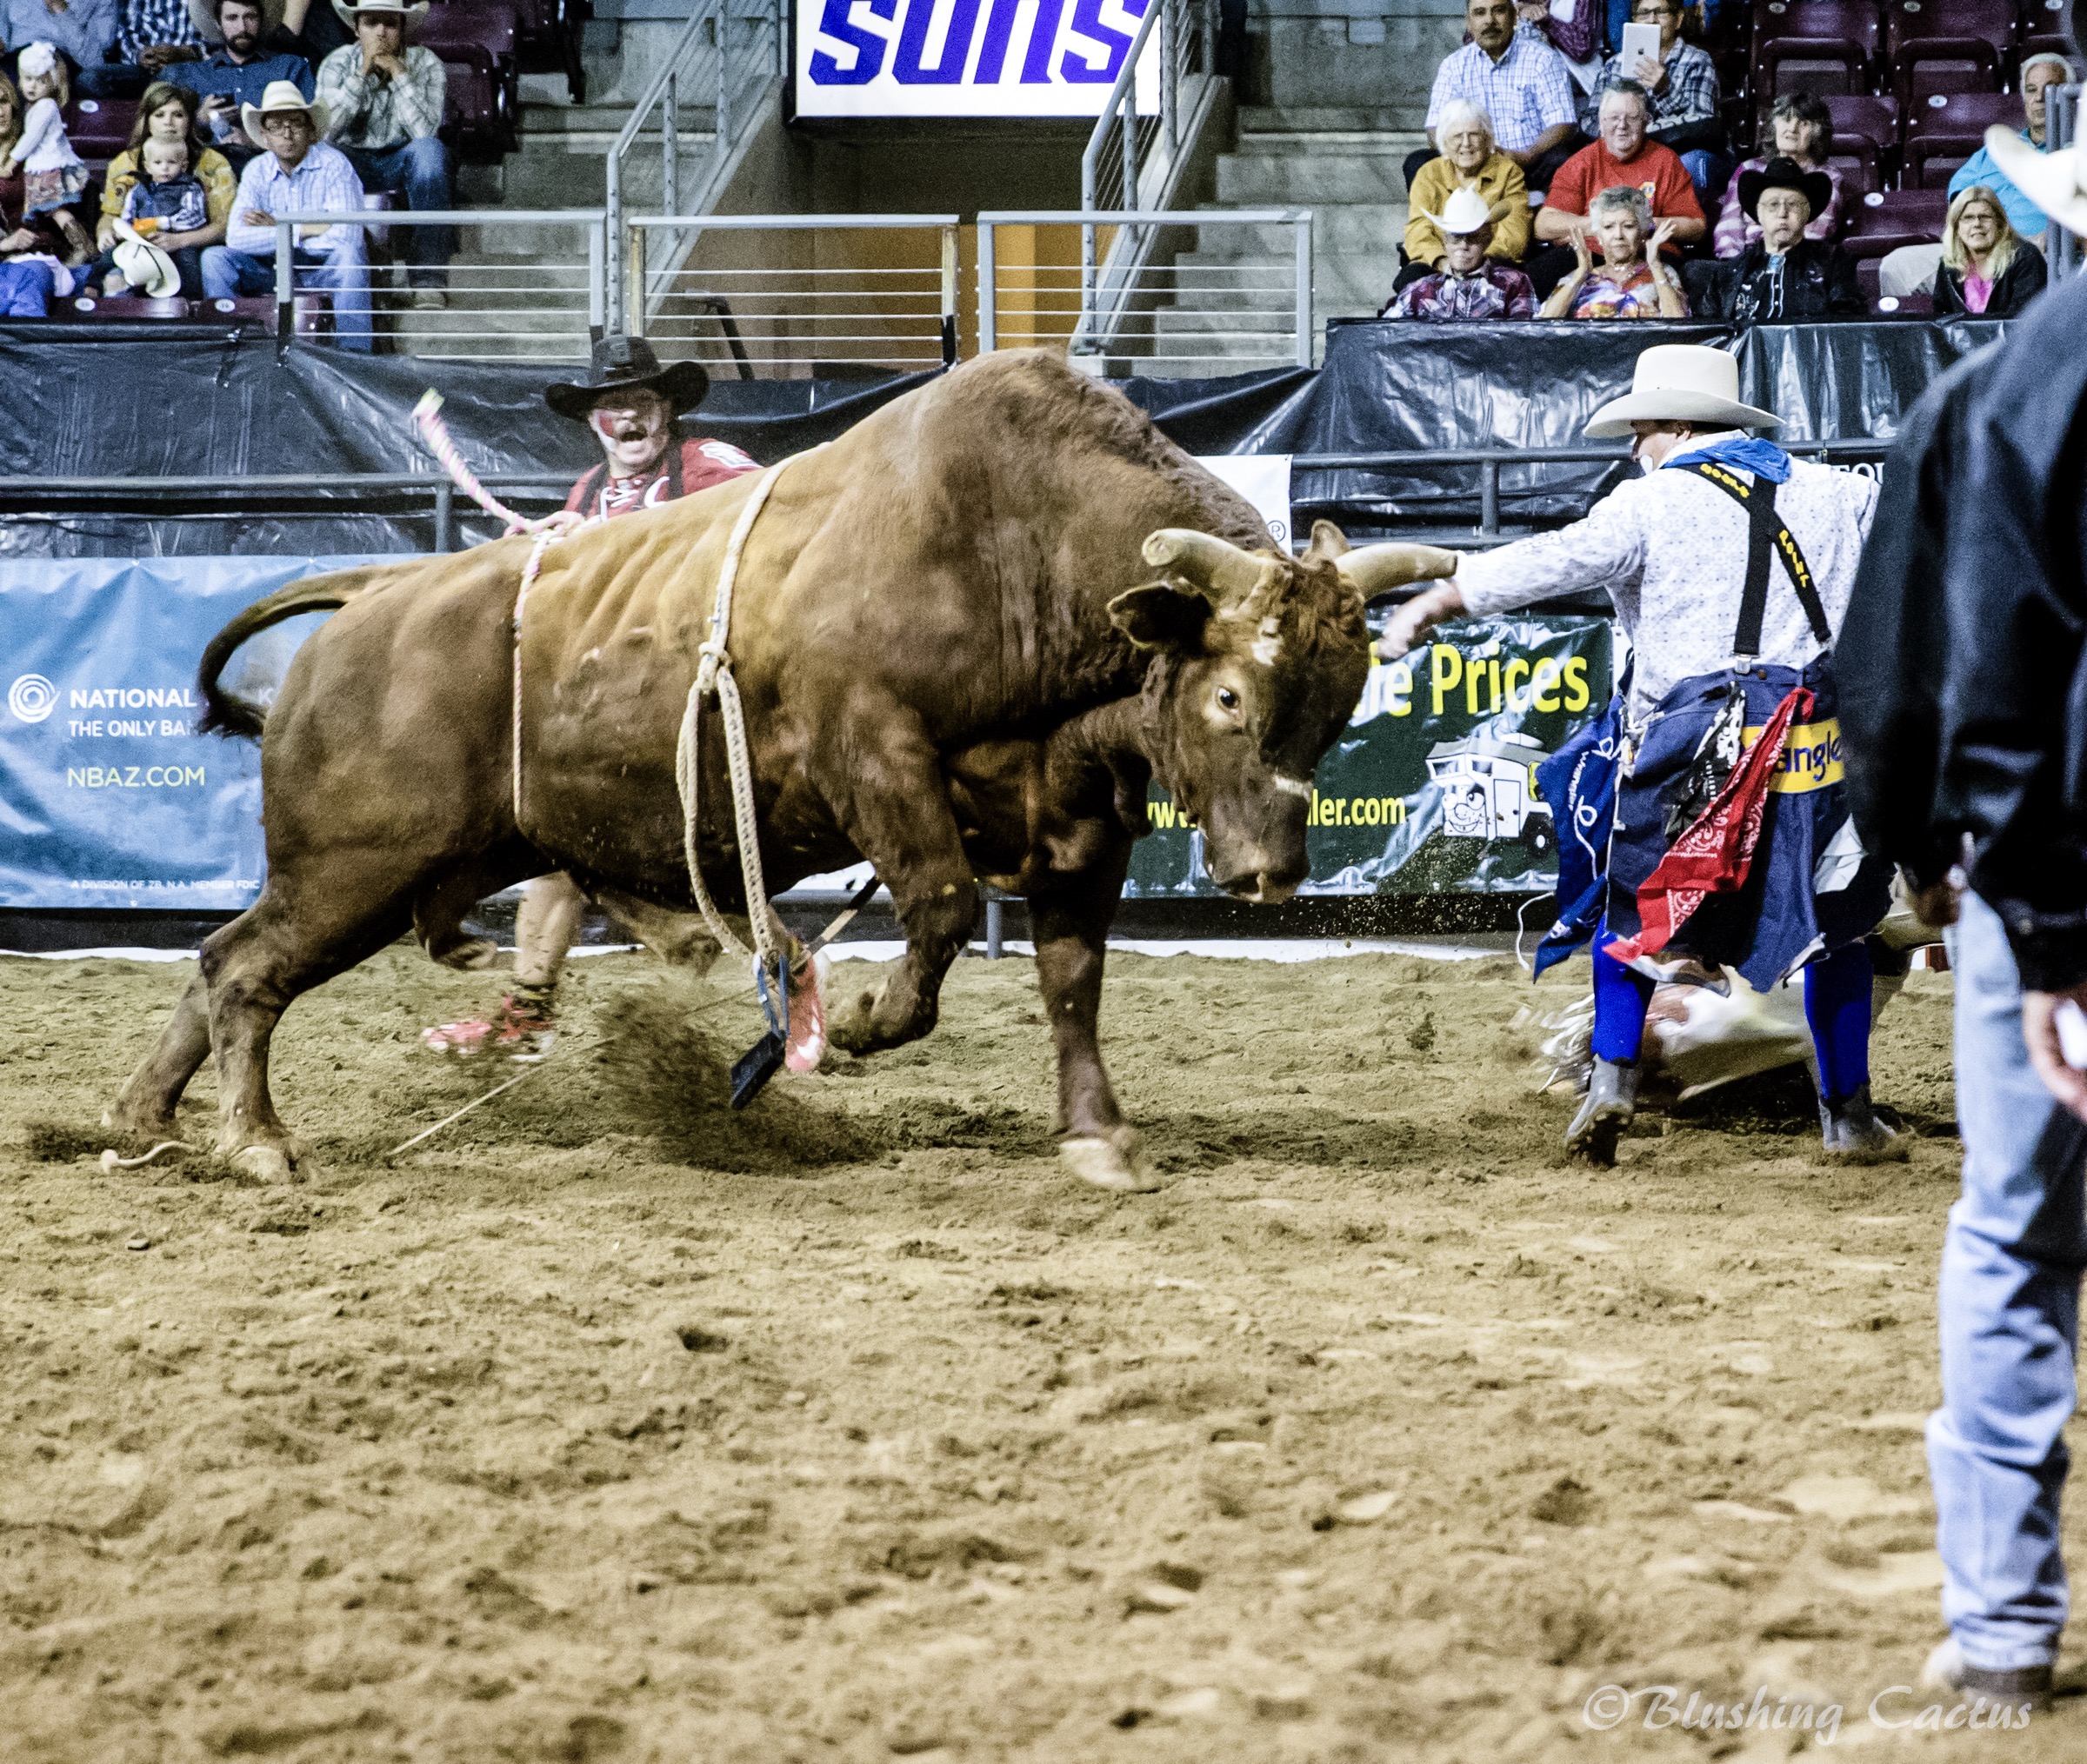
625, 213, 959, 375
605, 0, 784, 329
2050, 83, 2079, 282
978, 209, 1313, 374
269, 210, 606, 361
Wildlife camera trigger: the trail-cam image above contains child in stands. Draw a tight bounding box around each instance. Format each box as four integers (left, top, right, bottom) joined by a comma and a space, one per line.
88, 132, 210, 295
3, 43, 92, 263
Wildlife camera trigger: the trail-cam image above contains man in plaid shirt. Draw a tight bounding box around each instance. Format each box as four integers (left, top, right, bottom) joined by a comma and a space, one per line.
76, 0, 203, 98
1409, 0, 1581, 195
1582, 0, 1729, 203
314, 0, 450, 305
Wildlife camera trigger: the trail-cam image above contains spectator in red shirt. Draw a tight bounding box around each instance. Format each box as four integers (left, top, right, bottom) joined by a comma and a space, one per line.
423, 336, 761, 1060
1526, 79, 1704, 297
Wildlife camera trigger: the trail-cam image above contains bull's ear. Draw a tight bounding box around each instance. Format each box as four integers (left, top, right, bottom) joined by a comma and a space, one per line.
1109, 582, 1212, 651
1302, 519, 1350, 564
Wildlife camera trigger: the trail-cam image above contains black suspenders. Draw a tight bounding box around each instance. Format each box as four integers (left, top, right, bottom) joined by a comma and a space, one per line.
1678, 460, 1833, 656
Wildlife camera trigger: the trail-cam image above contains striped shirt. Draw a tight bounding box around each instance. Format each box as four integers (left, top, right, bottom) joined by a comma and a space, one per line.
116, 0, 202, 63
1424, 33, 1579, 154
224, 139, 365, 256
315, 43, 445, 149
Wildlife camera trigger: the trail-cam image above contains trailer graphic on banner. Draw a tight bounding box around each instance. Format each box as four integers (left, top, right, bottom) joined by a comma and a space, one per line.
1125, 614, 1614, 897
795, 0, 1162, 119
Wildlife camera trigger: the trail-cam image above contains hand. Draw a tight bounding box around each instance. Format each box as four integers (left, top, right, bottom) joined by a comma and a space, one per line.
1633, 51, 1666, 91
1905, 874, 1963, 929
1649, 216, 1679, 258
44, 0, 70, 13
1376, 582, 1468, 661
1571, 231, 1595, 276
2023, 982, 2087, 1123
243, 208, 274, 229
1514, 0, 1547, 20
0, 226, 34, 252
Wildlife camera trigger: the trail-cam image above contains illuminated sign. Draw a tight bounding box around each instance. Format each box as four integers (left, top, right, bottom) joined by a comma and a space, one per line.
795, 0, 1162, 119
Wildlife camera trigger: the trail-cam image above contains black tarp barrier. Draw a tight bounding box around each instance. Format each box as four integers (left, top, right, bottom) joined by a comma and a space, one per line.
0, 316, 2004, 556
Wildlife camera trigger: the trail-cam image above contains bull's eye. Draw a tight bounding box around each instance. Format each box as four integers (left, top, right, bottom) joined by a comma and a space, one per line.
1216, 685, 1241, 715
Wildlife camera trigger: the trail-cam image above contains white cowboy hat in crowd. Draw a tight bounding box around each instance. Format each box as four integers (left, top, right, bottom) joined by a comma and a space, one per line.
331, 0, 430, 30
1983, 123, 2087, 238
1420, 185, 1500, 238
241, 79, 330, 148
112, 237, 182, 300
1584, 343, 1781, 438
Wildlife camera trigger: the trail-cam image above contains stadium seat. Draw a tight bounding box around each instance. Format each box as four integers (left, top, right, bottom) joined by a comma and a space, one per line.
1872, 290, 1937, 311
419, 1, 522, 155
63, 96, 136, 163
502, 0, 589, 105
1755, 0, 1882, 98
1841, 183, 1950, 260
1826, 136, 1883, 196
440, 59, 510, 164
1887, 0, 2012, 106
1904, 88, 2024, 185
1826, 93, 1903, 189
58, 293, 329, 332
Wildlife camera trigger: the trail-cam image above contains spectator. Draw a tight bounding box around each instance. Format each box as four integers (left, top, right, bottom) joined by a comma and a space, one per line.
1537, 183, 1687, 316
3, 42, 90, 260
1399, 101, 1530, 293
1385, 186, 1537, 318
1515, 0, 1603, 90
97, 80, 232, 251
0, 0, 117, 83
78, 0, 203, 98
200, 77, 370, 348
85, 126, 206, 291
167, 0, 311, 168
1410, 0, 1581, 196
1715, 92, 1844, 258
0, 68, 72, 311
1931, 184, 2046, 318
1527, 80, 1704, 296
260, 0, 352, 70
1582, 0, 1726, 205
1959, 53, 2077, 244
1698, 157, 1861, 322
314, 0, 447, 307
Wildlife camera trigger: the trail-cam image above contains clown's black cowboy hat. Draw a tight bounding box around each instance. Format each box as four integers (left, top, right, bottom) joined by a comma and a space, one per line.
544, 336, 711, 422
1737, 156, 1836, 223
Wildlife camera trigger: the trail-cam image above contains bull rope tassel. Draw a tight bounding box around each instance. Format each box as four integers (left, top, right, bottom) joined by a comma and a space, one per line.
673, 443, 830, 1048
411, 389, 592, 827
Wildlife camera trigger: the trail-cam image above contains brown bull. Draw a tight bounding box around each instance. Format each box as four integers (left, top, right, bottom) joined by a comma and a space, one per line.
106, 352, 1452, 1188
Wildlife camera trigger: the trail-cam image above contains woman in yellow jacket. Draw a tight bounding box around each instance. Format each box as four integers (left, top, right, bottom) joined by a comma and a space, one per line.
95, 84, 235, 256
1399, 100, 1529, 294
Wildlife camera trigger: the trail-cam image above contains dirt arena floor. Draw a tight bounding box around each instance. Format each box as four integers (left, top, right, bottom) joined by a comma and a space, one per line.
3, 941, 2083, 1761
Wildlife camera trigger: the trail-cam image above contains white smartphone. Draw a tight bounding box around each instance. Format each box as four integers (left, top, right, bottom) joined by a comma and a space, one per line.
2057, 1000, 2087, 1070
1619, 22, 1663, 71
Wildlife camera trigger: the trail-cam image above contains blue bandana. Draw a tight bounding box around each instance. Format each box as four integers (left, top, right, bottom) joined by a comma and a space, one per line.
1664, 435, 1792, 483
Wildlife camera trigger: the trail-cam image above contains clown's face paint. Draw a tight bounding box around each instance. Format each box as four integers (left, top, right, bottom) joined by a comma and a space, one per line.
590, 389, 674, 476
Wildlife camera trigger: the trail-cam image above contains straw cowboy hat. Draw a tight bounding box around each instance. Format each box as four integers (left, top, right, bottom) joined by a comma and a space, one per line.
544, 335, 710, 422
241, 79, 330, 149
112, 237, 182, 300
1419, 185, 1501, 237
331, 0, 430, 30
1584, 344, 1781, 438
1737, 156, 1835, 223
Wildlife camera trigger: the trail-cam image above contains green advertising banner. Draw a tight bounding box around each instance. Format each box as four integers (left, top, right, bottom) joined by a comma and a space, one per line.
1125, 614, 1615, 897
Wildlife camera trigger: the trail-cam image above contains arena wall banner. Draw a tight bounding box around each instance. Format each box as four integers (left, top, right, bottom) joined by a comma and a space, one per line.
0, 556, 385, 910
1125, 612, 1615, 898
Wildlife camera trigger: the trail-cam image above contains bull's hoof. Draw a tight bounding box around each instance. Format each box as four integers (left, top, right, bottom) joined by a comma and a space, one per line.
228, 1144, 295, 1184
436, 936, 499, 972
826, 989, 882, 1055
101, 1101, 176, 1142
1060, 1127, 1166, 1194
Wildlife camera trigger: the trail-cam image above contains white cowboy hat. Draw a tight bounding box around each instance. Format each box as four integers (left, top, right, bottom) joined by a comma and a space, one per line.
241, 79, 330, 148
112, 238, 182, 300
1420, 185, 1499, 237
1981, 124, 2087, 236
330, 0, 430, 28
1584, 343, 1780, 439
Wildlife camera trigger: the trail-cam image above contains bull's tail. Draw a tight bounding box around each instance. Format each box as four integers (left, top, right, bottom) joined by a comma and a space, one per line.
196, 569, 382, 740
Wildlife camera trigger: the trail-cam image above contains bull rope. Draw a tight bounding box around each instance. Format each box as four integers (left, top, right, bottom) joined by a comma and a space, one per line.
411, 388, 828, 1049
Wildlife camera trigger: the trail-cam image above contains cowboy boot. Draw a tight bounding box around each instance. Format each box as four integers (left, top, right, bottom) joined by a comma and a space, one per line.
1566, 1057, 1638, 1164
1818, 1084, 1908, 1163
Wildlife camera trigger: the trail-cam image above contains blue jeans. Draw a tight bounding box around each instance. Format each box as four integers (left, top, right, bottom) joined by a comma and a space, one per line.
342, 138, 453, 283
1680, 150, 1737, 213
1930, 891, 2087, 1671
0, 258, 55, 315
199, 242, 372, 351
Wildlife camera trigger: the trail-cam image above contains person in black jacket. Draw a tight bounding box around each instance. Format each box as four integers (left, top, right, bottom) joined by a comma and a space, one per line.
1931, 184, 2047, 319
1838, 170, 2087, 1706
1700, 157, 1863, 323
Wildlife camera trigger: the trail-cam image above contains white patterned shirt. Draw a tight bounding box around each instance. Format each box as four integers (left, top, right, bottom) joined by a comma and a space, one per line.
315, 43, 445, 149
1424, 33, 1579, 154
1454, 435, 1878, 722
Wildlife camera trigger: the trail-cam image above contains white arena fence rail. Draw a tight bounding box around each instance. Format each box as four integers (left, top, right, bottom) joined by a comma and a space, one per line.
623, 214, 963, 379
268, 210, 608, 363
977, 208, 1314, 376
2049, 83, 2080, 283
1082, 0, 1217, 220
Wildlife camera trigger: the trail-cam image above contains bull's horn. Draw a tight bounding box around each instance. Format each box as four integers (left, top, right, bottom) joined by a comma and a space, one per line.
1333, 543, 1461, 597
1142, 529, 1271, 605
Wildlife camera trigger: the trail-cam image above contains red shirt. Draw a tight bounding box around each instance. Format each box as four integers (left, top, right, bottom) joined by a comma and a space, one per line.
563, 436, 761, 520
1545, 139, 1704, 236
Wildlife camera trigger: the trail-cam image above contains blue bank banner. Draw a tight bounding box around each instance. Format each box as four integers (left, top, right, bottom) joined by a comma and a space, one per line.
0, 556, 387, 911
1125, 613, 1616, 898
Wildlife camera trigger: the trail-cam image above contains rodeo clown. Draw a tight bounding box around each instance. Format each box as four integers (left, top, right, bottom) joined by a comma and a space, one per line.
1384, 343, 1898, 1164
424, 336, 761, 1058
